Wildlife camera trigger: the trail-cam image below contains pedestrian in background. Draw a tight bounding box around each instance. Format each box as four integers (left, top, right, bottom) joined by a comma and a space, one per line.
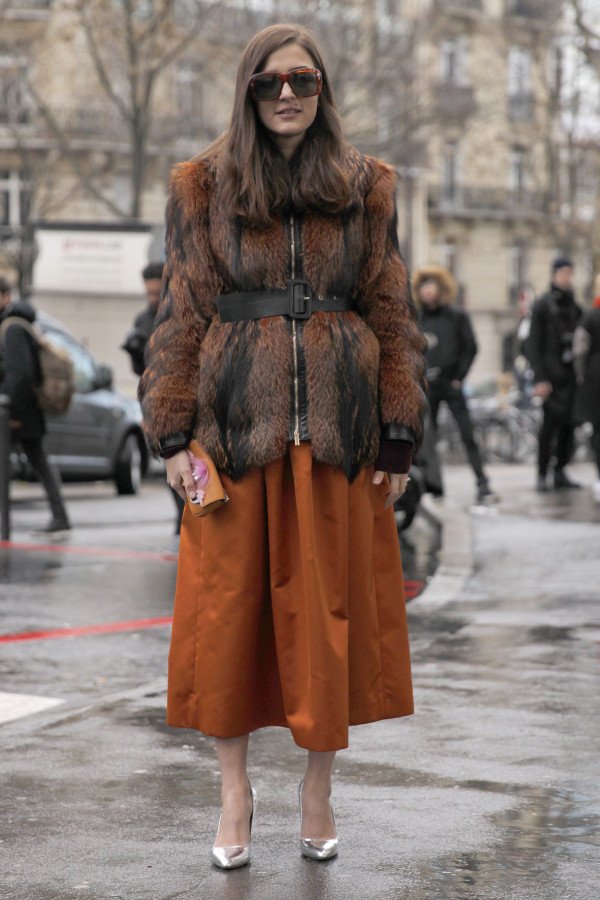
122, 262, 164, 377
122, 261, 185, 545
529, 256, 582, 492
573, 273, 600, 503
0, 278, 70, 533
412, 264, 496, 504
139, 23, 425, 869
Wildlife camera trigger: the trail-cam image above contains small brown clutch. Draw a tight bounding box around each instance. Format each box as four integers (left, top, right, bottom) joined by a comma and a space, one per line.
185, 440, 229, 517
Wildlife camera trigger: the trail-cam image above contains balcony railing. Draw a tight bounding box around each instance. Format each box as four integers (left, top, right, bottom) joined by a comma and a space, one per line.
509, 92, 535, 121
429, 185, 548, 215
507, 0, 549, 18
437, 84, 477, 118
436, 0, 483, 10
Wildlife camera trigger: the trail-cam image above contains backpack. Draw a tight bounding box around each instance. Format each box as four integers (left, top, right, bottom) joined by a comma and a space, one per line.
0, 317, 75, 416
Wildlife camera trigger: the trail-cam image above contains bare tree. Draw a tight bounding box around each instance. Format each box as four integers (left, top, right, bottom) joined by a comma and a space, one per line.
31, 0, 218, 219
568, 0, 600, 277
570, 0, 600, 78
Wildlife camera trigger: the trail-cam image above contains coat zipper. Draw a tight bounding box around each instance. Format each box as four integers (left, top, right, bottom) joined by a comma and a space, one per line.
290, 213, 301, 445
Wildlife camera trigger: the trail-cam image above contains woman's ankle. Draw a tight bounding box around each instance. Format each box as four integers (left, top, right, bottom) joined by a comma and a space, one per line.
220, 775, 251, 801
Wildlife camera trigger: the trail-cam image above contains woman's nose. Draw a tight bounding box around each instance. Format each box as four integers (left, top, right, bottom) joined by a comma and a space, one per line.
280, 80, 295, 99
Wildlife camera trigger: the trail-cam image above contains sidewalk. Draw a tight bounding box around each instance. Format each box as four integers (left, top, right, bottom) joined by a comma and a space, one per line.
1, 464, 599, 899
419, 460, 600, 606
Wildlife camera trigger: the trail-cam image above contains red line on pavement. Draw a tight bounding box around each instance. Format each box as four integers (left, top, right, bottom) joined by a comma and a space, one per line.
0, 616, 173, 644
0, 540, 178, 563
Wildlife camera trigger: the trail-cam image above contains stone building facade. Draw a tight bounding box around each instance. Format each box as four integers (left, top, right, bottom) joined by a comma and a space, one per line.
1, 0, 598, 393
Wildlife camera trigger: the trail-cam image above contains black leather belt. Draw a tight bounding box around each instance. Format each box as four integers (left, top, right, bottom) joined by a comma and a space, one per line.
217, 280, 352, 323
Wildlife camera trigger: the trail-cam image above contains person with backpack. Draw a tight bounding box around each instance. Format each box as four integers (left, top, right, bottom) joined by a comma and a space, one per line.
0, 277, 71, 533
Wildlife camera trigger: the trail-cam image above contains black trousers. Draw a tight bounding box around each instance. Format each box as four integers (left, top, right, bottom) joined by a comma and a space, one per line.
429, 382, 486, 483
171, 486, 185, 535
20, 437, 69, 524
591, 427, 600, 478
537, 403, 575, 477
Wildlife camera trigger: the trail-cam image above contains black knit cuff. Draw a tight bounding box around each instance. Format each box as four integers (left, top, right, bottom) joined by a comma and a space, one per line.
375, 439, 413, 474
159, 431, 191, 459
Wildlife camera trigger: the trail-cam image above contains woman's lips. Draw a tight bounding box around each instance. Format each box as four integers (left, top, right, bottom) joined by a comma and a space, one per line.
276, 108, 301, 117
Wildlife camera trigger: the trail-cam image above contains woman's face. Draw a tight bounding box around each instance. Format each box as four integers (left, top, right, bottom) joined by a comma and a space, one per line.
253, 43, 320, 157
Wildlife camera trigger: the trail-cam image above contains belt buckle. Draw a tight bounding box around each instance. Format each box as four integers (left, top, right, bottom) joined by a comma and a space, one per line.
288, 279, 312, 320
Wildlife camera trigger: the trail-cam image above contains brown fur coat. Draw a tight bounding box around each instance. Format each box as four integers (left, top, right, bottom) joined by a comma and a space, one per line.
139, 146, 426, 481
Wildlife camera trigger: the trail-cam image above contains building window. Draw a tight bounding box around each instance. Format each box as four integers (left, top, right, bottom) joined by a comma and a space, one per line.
441, 144, 459, 203
440, 38, 465, 85
378, 91, 393, 145
378, 0, 398, 16
508, 47, 534, 120
440, 239, 459, 279
509, 245, 526, 304
508, 47, 530, 94
0, 169, 31, 238
0, 56, 30, 124
551, 43, 564, 96
509, 147, 527, 199
176, 62, 205, 137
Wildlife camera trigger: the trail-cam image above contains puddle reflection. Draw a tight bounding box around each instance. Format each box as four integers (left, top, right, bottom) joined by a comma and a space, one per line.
0, 549, 63, 584
414, 787, 599, 899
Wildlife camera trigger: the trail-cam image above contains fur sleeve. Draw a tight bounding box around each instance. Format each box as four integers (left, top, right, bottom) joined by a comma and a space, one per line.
138, 160, 221, 456
353, 160, 426, 443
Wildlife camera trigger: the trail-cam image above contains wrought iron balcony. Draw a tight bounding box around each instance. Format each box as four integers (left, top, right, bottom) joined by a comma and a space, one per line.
436, 0, 482, 10
429, 185, 548, 216
437, 84, 477, 118
508, 0, 548, 17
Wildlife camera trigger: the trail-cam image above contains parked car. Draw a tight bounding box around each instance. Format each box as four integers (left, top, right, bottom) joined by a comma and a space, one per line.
12, 312, 148, 494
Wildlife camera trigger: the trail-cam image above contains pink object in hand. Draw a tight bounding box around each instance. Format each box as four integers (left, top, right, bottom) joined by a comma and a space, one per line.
187, 452, 211, 505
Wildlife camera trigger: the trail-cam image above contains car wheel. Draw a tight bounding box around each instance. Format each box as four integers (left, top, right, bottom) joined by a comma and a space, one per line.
115, 434, 142, 495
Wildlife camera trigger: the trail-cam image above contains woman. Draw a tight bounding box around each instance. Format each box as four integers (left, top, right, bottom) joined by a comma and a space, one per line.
139, 24, 425, 868
573, 274, 600, 503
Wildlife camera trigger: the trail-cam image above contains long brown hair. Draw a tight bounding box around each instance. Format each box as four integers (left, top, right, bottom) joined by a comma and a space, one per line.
205, 24, 351, 227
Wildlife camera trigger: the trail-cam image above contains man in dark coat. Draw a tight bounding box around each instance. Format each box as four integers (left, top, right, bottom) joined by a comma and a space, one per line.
123, 262, 185, 542
529, 256, 583, 491
122, 262, 164, 376
413, 265, 495, 504
0, 278, 70, 532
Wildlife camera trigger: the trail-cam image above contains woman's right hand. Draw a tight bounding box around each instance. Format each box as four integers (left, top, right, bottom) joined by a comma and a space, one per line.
166, 450, 196, 501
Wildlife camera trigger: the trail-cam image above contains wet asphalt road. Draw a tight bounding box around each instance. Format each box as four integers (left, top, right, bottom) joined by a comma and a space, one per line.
1, 465, 599, 900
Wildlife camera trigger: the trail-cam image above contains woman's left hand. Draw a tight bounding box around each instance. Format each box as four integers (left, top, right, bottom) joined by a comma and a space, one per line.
373, 471, 409, 508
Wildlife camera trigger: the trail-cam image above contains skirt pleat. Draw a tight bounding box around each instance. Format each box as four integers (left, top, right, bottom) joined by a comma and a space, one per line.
166, 442, 413, 751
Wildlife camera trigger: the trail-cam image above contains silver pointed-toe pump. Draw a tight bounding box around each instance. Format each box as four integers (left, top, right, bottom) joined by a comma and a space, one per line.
298, 779, 338, 861
211, 784, 257, 870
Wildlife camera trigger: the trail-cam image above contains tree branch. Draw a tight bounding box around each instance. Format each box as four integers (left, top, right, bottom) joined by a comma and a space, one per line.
75, 0, 131, 122
25, 75, 128, 219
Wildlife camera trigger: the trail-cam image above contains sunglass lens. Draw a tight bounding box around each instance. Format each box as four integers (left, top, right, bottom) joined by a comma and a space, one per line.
289, 71, 319, 97
253, 74, 282, 100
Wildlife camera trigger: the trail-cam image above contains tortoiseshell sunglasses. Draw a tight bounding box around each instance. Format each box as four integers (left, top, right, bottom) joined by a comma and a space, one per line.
249, 67, 322, 101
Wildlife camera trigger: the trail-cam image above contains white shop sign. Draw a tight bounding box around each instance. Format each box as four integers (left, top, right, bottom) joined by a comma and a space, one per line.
33, 226, 154, 295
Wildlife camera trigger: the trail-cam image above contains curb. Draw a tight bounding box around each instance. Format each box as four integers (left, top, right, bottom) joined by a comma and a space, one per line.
412, 493, 474, 607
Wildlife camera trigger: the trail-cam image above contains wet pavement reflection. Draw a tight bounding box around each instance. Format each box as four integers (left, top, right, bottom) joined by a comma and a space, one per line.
399, 510, 441, 599
1, 474, 598, 899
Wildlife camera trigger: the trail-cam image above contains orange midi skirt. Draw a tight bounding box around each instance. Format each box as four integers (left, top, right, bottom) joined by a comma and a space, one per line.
166, 442, 413, 752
